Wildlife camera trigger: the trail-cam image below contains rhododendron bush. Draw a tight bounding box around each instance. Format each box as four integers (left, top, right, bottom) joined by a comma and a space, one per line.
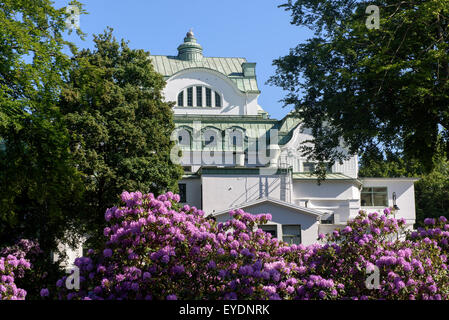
0, 240, 35, 300
51, 191, 449, 300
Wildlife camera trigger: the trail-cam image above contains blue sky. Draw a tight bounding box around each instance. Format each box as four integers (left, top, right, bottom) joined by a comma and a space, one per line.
56, 0, 312, 119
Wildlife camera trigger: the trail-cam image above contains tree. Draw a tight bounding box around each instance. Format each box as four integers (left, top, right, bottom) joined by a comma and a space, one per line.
59, 29, 183, 245
0, 1, 85, 255
269, 0, 449, 177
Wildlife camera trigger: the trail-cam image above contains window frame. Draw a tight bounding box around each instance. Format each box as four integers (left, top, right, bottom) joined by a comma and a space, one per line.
360, 187, 388, 207
187, 87, 193, 106
205, 87, 212, 107
177, 91, 184, 107
281, 224, 302, 245
178, 183, 187, 203
196, 86, 202, 107
215, 92, 221, 107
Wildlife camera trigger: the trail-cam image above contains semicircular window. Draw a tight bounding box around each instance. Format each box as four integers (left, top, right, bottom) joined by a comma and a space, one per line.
177, 86, 222, 107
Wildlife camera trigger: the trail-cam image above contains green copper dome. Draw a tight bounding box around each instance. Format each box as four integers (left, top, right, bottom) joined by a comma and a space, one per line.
177, 29, 203, 61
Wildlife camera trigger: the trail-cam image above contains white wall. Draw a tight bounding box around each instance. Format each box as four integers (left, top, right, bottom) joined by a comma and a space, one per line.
202, 174, 289, 214
293, 180, 358, 200
359, 178, 417, 224
179, 178, 202, 209
215, 202, 320, 246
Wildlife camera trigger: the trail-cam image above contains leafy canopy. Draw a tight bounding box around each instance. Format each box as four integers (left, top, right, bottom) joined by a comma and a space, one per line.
0, 0, 85, 253
269, 0, 449, 177
59, 28, 183, 242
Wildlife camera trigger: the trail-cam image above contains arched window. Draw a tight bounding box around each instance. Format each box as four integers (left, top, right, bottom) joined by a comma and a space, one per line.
177, 91, 184, 106
202, 128, 220, 149
227, 129, 244, 150
176, 127, 192, 149
215, 92, 221, 107
176, 86, 222, 107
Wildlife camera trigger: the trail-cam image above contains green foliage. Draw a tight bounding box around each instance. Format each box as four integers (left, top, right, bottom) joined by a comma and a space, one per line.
0, 1, 85, 254
269, 0, 449, 178
59, 28, 183, 245
415, 160, 449, 226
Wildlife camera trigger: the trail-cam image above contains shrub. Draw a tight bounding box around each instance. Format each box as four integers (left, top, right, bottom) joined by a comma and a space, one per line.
52, 191, 449, 300
0, 253, 30, 300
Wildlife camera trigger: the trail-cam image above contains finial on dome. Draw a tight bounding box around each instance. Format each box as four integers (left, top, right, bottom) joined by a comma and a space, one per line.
177, 29, 203, 61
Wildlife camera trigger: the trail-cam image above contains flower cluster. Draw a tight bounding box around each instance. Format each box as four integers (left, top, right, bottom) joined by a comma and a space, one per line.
409, 216, 449, 253
50, 191, 449, 300
0, 254, 31, 300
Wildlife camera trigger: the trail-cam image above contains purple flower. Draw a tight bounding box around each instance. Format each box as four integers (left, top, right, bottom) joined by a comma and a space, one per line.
103, 248, 113, 258
40, 288, 49, 297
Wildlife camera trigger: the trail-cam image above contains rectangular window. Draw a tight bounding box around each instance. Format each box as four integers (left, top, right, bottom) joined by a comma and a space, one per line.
187, 87, 193, 106
282, 225, 301, 245
302, 162, 332, 173
303, 162, 315, 172
361, 187, 388, 207
259, 225, 277, 238
178, 183, 187, 203
206, 88, 212, 107
196, 86, 202, 107
177, 91, 183, 106
215, 92, 221, 107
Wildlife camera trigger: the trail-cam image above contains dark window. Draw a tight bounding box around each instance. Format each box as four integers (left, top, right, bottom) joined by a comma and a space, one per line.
361, 187, 388, 207
196, 86, 202, 106
303, 162, 315, 172
259, 225, 277, 238
177, 91, 184, 106
215, 92, 221, 107
187, 87, 193, 106
206, 88, 212, 106
282, 225, 301, 244
178, 183, 186, 203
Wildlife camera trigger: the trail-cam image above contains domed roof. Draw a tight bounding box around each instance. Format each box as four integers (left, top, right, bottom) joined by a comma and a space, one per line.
177, 29, 203, 61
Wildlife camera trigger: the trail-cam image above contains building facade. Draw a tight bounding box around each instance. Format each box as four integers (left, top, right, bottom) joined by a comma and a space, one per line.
149, 30, 418, 246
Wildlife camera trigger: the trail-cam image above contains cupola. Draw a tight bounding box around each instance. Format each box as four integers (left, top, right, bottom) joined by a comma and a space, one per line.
177, 29, 203, 61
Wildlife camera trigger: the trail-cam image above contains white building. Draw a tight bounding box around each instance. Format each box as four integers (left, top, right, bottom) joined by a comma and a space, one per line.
59, 31, 419, 268
148, 30, 418, 246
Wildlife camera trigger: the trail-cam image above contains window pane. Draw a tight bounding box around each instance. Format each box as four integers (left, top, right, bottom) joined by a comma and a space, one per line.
187, 87, 193, 106
215, 92, 221, 107
178, 183, 186, 203
206, 88, 212, 106
373, 193, 388, 207
361, 192, 373, 207
196, 86, 202, 107
303, 162, 315, 172
177, 91, 183, 106
361, 187, 387, 207
282, 225, 301, 244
